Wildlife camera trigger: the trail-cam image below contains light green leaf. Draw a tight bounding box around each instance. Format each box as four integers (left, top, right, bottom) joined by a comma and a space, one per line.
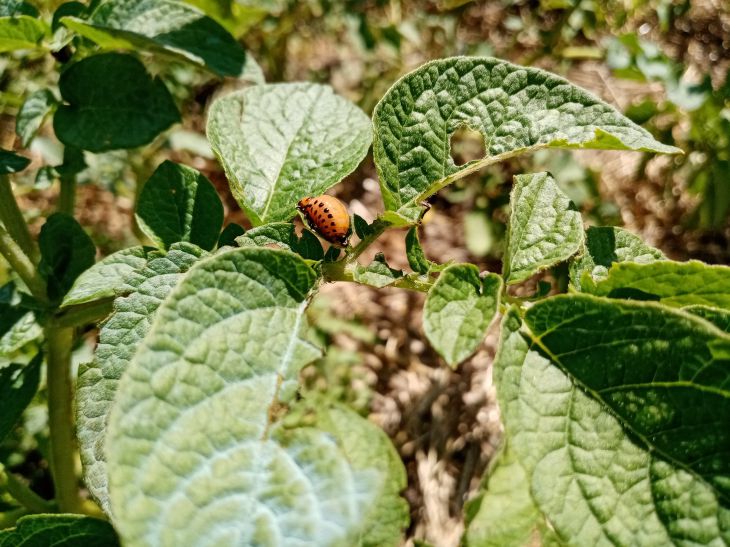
61, 0, 245, 77
0, 149, 30, 174
352, 252, 403, 288
61, 246, 148, 308
207, 83, 371, 225
373, 57, 681, 222
503, 172, 583, 284
38, 213, 96, 303
583, 260, 730, 310
136, 160, 223, 251
53, 53, 180, 152
76, 243, 205, 514
464, 444, 551, 547
494, 307, 729, 546
15, 89, 58, 148
0, 15, 46, 52
423, 265, 501, 367
570, 226, 665, 290
236, 222, 324, 261
0, 312, 42, 360
0, 353, 41, 443
106, 248, 399, 544
526, 294, 730, 502
0, 514, 119, 546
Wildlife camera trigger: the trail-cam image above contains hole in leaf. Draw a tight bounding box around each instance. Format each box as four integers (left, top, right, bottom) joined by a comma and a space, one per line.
449, 124, 486, 166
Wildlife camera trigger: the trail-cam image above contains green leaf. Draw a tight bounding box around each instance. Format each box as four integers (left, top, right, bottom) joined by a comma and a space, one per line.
53, 53, 180, 152
526, 294, 730, 502
583, 260, 730, 310
76, 243, 205, 514
0, 353, 41, 443
494, 307, 729, 546
684, 305, 730, 333
105, 248, 396, 544
15, 89, 58, 148
353, 252, 403, 288
373, 57, 681, 222
405, 226, 434, 274
464, 444, 550, 547
0, 312, 43, 360
217, 222, 245, 248
0, 1, 39, 17
0, 514, 119, 546
60, 246, 148, 308
503, 172, 583, 284
0, 15, 46, 52
236, 222, 324, 261
570, 226, 665, 290
423, 265, 501, 367
0, 149, 30, 174
136, 160, 223, 251
60, 0, 245, 77
38, 213, 96, 303
207, 84, 371, 225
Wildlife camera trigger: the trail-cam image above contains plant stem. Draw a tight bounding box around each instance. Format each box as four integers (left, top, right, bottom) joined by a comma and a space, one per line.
0, 224, 48, 304
58, 176, 76, 216
322, 261, 433, 292
0, 465, 55, 513
0, 174, 38, 263
44, 325, 83, 514
49, 298, 114, 328
344, 218, 393, 263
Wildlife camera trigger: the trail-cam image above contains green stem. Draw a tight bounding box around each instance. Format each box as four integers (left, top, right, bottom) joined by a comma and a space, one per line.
58, 176, 76, 216
344, 218, 392, 263
44, 325, 83, 514
0, 507, 28, 529
0, 224, 48, 304
0, 174, 38, 263
322, 261, 433, 292
49, 298, 114, 328
0, 465, 55, 513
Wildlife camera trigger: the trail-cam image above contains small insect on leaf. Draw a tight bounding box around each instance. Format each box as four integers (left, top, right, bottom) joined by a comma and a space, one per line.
297, 195, 351, 246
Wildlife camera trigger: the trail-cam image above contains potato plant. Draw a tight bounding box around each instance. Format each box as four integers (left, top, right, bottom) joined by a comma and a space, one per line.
0, 1, 728, 546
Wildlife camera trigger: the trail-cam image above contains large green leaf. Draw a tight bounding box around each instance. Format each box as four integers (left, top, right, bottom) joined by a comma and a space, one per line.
493, 308, 729, 546
53, 53, 180, 152
207, 84, 371, 225
503, 172, 583, 284
106, 247, 406, 545
38, 213, 96, 303
373, 57, 681, 222
76, 243, 205, 514
0, 15, 46, 52
0, 353, 41, 443
570, 226, 665, 291
61, 0, 245, 76
15, 89, 58, 147
136, 160, 223, 251
526, 295, 730, 502
0, 514, 119, 546
61, 246, 149, 308
582, 260, 730, 310
423, 265, 501, 367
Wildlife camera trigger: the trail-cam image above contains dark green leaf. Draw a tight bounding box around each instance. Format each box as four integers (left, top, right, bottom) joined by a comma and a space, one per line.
136, 160, 223, 251
52, 2, 86, 33
61, 0, 246, 77
323, 245, 340, 262
0, 1, 38, 17
54, 53, 180, 152
15, 89, 58, 147
570, 226, 665, 290
56, 145, 86, 177
685, 306, 730, 333
526, 294, 730, 502
0, 514, 119, 546
423, 265, 501, 367
38, 213, 96, 302
353, 214, 377, 240
217, 223, 245, 248
405, 226, 433, 274
0, 353, 41, 443
237, 222, 324, 261
0, 149, 30, 174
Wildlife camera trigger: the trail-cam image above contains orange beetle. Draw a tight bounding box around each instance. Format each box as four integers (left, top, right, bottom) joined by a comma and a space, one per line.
297, 195, 351, 246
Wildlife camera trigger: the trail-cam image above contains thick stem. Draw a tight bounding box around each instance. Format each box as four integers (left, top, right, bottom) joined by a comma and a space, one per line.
0, 465, 55, 513
58, 176, 76, 216
44, 325, 83, 514
0, 224, 48, 304
0, 174, 38, 263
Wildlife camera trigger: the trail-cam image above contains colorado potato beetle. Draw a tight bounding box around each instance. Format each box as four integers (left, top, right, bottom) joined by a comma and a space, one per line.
297, 195, 351, 246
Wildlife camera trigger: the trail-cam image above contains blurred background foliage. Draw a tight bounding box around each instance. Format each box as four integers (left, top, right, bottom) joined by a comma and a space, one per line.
0, 0, 728, 541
